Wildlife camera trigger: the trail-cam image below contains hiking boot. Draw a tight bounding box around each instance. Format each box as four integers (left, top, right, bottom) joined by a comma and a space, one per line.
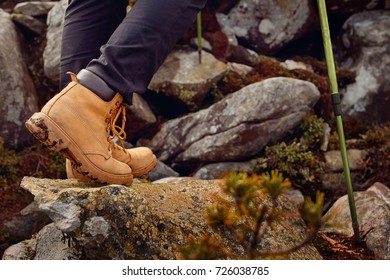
25, 72, 133, 185
66, 145, 157, 180
65, 92, 157, 181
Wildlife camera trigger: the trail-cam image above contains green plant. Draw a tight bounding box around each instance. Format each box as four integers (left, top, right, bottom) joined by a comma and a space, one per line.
297, 114, 325, 150
255, 142, 324, 195
179, 171, 324, 259
363, 123, 390, 147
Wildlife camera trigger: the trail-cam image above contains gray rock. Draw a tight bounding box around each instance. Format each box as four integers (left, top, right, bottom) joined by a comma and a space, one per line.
127, 92, 157, 125
2, 223, 78, 260
321, 182, 390, 259
124, 92, 157, 142
147, 160, 180, 182
2, 238, 37, 260
281, 59, 314, 72
2, 202, 51, 242
0, 9, 39, 149
33, 223, 78, 260
149, 77, 320, 164
217, 0, 317, 54
320, 123, 331, 152
324, 149, 368, 172
226, 62, 254, 76
149, 49, 228, 110
11, 176, 322, 260
193, 159, 257, 180
189, 37, 213, 52
321, 172, 363, 193
13, 1, 56, 17
338, 10, 390, 123
11, 13, 46, 34
39, 201, 81, 233
43, 0, 67, 83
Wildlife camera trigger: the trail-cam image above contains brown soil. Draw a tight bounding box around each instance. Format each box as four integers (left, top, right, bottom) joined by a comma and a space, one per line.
313, 232, 378, 260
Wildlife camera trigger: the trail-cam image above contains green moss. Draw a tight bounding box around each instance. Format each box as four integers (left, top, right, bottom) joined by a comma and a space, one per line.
363, 123, 390, 147
214, 68, 263, 99
255, 141, 325, 196
296, 114, 325, 150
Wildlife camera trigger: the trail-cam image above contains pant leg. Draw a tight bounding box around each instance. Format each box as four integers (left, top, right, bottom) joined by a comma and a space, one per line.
60, 0, 128, 90
86, 0, 208, 104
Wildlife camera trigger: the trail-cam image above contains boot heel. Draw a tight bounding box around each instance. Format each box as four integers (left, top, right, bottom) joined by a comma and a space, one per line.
25, 112, 70, 151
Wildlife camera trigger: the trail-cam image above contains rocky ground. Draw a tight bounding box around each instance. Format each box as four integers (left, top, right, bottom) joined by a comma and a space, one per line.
0, 0, 390, 260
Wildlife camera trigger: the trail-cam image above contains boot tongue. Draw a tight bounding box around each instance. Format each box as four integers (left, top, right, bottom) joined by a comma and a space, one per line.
77, 69, 117, 102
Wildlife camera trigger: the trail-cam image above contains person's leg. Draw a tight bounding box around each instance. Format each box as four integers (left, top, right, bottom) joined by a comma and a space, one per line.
26, 0, 207, 184
60, 0, 160, 179
85, 0, 208, 104
66, 0, 207, 179
26, 0, 133, 184
60, 0, 128, 90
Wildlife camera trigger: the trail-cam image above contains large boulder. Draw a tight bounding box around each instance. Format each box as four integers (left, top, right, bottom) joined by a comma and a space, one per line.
148, 77, 320, 164
124, 92, 157, 143
2, 223, 77, 260
337, 10, 390, 124
3, 176, 322, 260
11, 1, 56, 35
13, 1, 57, 17
149, 49, 228, 111
321, 182, 390, 260
1, 202, 51, 244
216, 0, 317, 55
43, 0, 67, 84
0, 9, 39, 150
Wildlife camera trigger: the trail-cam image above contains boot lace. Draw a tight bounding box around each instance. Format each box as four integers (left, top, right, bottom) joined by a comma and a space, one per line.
106, 101, 127, 151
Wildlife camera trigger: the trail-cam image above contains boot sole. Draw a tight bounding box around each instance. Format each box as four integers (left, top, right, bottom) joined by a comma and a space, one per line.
67, 156, 157, 179
25, 112, 133, 185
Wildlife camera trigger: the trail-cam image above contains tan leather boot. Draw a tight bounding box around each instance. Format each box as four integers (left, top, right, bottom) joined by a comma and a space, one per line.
65, 93, 157, 181
66, 145, 157, 180
111, 146, 157, 177
25, 73, 133, 185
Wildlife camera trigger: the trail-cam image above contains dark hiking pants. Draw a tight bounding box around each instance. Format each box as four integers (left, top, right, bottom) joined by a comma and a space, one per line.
60, 0, 208, 104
